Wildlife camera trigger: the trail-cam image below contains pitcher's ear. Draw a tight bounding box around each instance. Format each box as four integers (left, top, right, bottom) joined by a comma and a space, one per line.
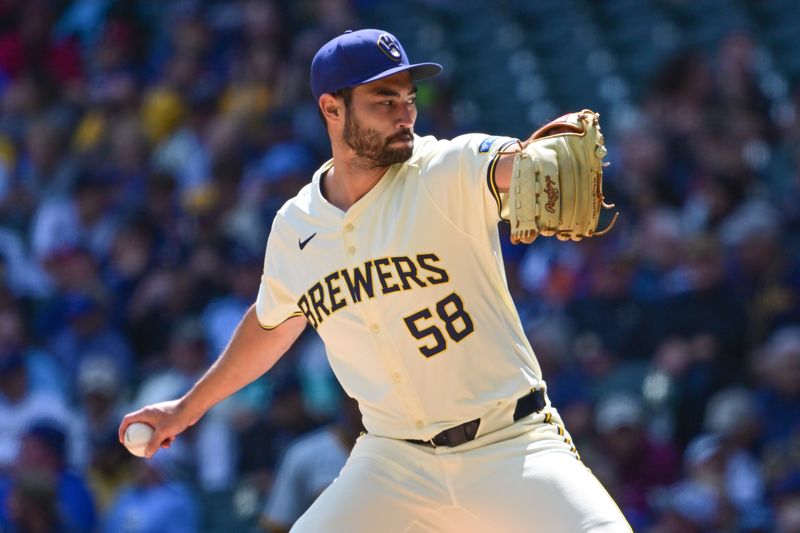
320, 93, 342, 120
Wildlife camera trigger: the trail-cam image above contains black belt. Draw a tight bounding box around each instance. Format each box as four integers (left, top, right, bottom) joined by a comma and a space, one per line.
406, 388, 546, 448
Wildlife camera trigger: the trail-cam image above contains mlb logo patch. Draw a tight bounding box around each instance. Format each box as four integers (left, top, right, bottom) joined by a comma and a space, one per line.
479, 136, 499, 153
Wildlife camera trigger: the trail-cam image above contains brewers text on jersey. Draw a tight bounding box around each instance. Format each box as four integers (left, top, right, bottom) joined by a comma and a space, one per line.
296, 253, 449, 329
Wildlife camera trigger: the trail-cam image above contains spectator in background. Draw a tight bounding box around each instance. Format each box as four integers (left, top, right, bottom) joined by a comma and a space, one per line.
211, 154, 264, 254
18, 117, 79, 203
714, 33, 770, 124
753, 326, 800, 448
47, 289, 134, 397
676, 434, 735, 531
29, 170, 118, 263
515, 237, 586, 318
650, 433, 765, 532
102, 215, 157, 325
0, 227, 51, 299
0, 323, 76, 470
646, 478, 722, 533
242, 138, 316, 223
0, 303, 66, 400
644, 50, 714, 194
78, 355, 133, 513
237, 363, 319, 492
259, 393, 364, 533
104, 452, 199, 533
0, 74, 49, 144
567, 250, 652, 362
125, 265, 198, 365
629, 208, 685, 303
1, 470, 61, 533
591, 393, 680, 530
0, 421, 96, 532
613, 128, 672, 218
522, 316, 596, 446
0, 0, 83, 94
73, 354, 128, 489
761, 431, 800, 531
140, 86, 188, 150
36, 245, 102, 306
138, 171, 182, 259
651, 233, 747, 444
703, 386, 767, 519
722, 199, 800, 345
202, 242, 261, 357
104, 117, 151, 209
776, 495, 800, 533
86, 429, 133, 516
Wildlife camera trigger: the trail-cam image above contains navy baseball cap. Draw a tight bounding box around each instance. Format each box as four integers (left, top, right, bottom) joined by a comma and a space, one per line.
311, 29, 442, 102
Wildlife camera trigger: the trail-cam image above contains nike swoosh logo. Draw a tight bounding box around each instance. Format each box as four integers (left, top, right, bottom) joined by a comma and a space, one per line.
299, 233, 317, 250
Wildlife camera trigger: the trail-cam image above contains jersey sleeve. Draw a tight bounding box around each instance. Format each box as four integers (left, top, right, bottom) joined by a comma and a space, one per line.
417, 134, 517, 235
256, 217, 304, 329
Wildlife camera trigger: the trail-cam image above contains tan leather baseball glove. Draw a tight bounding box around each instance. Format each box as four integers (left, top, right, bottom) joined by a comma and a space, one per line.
504, 109, 618, 244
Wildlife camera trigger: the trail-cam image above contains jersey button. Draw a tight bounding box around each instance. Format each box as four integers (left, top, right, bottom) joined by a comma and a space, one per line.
344, 223, 354, 232
370, 324, 380, 333
392, 372, 402, 383
415, 420, 424, 429
347, 246, 356, 255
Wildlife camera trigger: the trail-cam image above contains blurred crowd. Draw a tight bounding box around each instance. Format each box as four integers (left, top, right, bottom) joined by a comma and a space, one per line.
0, 1, 799, 532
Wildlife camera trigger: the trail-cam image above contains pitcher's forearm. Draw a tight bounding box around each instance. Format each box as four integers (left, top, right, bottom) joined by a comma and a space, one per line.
178, 306, 306, 422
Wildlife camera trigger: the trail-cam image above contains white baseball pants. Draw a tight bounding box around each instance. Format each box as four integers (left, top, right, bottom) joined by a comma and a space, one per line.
291, 410, 632, 532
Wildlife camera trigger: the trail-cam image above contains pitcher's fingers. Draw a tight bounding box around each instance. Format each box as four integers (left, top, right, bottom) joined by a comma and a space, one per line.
144, 429, 167, 459
118, 410, 145, 443
119, 407, 165, 443
144, 427, 176, 458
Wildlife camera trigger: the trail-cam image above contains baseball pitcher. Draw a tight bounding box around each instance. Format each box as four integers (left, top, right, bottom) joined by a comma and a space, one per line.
120, 29, 630, 532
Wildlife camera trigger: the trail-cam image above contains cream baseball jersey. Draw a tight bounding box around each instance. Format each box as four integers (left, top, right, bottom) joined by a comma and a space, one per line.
256, 133, 544, 440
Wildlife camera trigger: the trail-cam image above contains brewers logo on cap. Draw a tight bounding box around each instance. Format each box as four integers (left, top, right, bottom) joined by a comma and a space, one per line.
377, 33, 403, 62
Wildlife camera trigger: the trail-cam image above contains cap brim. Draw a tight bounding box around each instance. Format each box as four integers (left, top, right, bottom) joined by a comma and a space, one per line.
360, 62, 443, 87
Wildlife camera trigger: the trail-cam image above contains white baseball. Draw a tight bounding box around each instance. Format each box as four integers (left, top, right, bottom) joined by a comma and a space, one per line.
124, 422, 154, 457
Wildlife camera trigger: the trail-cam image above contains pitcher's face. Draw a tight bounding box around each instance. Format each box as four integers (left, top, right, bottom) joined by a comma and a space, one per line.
342, 71, 418, 168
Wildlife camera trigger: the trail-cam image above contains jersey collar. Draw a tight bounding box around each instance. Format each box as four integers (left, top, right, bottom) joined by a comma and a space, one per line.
311, 159, 398, 220
310, 134, 426, 218
404, 133, 425, 167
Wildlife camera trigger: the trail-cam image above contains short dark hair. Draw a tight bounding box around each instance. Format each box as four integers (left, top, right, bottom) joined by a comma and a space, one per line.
317, 87, 353, 128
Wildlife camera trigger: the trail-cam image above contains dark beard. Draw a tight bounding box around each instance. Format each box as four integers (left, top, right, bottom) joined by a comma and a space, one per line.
343, 110, 413, 168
